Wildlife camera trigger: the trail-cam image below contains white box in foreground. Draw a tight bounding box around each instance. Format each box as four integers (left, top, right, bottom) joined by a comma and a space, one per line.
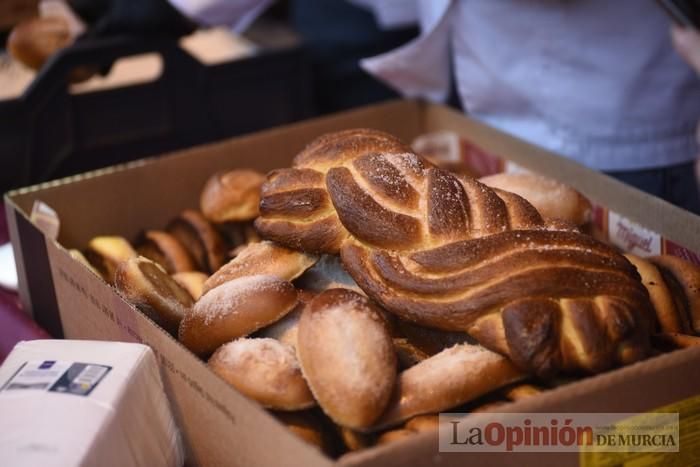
0, 339, 184, 467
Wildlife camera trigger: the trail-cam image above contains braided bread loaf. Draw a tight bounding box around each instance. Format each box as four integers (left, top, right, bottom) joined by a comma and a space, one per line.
255, 129, 652, 376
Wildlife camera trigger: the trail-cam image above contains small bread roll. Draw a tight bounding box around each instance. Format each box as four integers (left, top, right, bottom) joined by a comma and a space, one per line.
374, 344, 524, 429
200, 169, 266, 223
84, 236, 137, 283
203, 241, 318, 295
650, 255, 700, 334
257, 290, 315, 349
179, 275, 298, 356
8, 16, 72, 70
625, 254, 681, 333
136, 230, 196, 274
115, 256, 193, 336
167, 210, 227, 274
479, 172, 592, 226
501, 383, 544, 401
297, 289, 396, 429
208, 338, 315, 411
172, 271, 208, 300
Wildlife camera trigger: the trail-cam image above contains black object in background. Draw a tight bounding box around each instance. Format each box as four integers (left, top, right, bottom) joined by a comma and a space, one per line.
657, 0, 700, 28
291, 0, 418, 114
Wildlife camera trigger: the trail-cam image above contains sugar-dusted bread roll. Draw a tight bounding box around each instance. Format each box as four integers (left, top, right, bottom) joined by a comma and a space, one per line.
8, 16, 72, 70
297, 289, 396, 429
167, 210, 227, 274
84, 236, 137, 284
200, 169, 266, 223
373, 344, 524, 429
203, 241, 317, 295
172, 271, 208, 300
115, 256, 193, 336
136, 230, 196, 274
208, 338, 315, 410
479, 172, 592, 226
179, 275, 298, 356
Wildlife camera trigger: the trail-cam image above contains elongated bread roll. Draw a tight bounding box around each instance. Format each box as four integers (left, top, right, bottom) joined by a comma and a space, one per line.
208, 338, 315, 410
203, 241, 317, 295
297, 289, 396, 429
624, 254, 681, 333
84, 236, 137, 284
179, 275, 298, 356
137, 230, 196, 274
650, 255, 700, 335
115, 256, 193, 336
200, 169, 266, 223
373, 344, 524, 429
479, 172, 592, 226
167, 210, 227, 274
172, 271, 208, 300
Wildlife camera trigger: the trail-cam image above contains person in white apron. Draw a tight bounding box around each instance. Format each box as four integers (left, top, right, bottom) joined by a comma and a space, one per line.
62, 0, 700, 213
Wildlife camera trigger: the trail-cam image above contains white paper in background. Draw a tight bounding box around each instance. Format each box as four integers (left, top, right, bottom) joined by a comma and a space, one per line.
0, 244, 18, 291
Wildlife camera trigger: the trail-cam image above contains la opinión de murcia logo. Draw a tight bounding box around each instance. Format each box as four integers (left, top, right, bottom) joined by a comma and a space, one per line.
439, 413, 679, 453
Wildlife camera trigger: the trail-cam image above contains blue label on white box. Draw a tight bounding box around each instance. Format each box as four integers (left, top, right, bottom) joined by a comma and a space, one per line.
1, 360, 111, 396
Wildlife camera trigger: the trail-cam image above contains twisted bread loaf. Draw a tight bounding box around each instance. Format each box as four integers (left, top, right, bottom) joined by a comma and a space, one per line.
256, 129, 652, 376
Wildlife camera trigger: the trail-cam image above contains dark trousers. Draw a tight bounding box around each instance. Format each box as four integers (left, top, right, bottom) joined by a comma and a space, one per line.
607, 162, 700, 215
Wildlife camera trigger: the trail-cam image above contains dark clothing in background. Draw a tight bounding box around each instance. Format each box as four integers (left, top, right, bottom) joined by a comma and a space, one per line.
608, 162, 700, 215
291, 0, 418, 114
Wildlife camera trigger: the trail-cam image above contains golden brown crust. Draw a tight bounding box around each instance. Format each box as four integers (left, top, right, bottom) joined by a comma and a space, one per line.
256, 129, 652, 376
376, 429, 415, 445
203, 241, 317, 295
649, 255, 700, 335
166, 210, 227, 274
200, 169, 266, 223
373, 344, 523, 429
625, 254, 682, 333
84, 236, 137, 284
501, 383, 544, 401
479, 172, 592, 226
178, 275, 298, 357
8, 17, 72, 70
114, 256, 193, 336
297, 289, 397, 429
171, 271, 208, 300
136, 230, 196, 274
208, 338, 315, 410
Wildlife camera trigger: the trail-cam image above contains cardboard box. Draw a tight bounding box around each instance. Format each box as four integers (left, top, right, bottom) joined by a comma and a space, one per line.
5, 100, 700, 466
0, 339, 183, 466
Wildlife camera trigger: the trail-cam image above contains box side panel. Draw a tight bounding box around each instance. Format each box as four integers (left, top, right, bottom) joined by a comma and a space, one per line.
4, 197, 31, 317
7, 100, 423, 250
44, 241, 332, 467
423, 105, 700, 253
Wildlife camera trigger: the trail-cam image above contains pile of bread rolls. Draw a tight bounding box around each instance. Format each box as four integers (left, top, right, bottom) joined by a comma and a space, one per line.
77, 129, 700, 456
